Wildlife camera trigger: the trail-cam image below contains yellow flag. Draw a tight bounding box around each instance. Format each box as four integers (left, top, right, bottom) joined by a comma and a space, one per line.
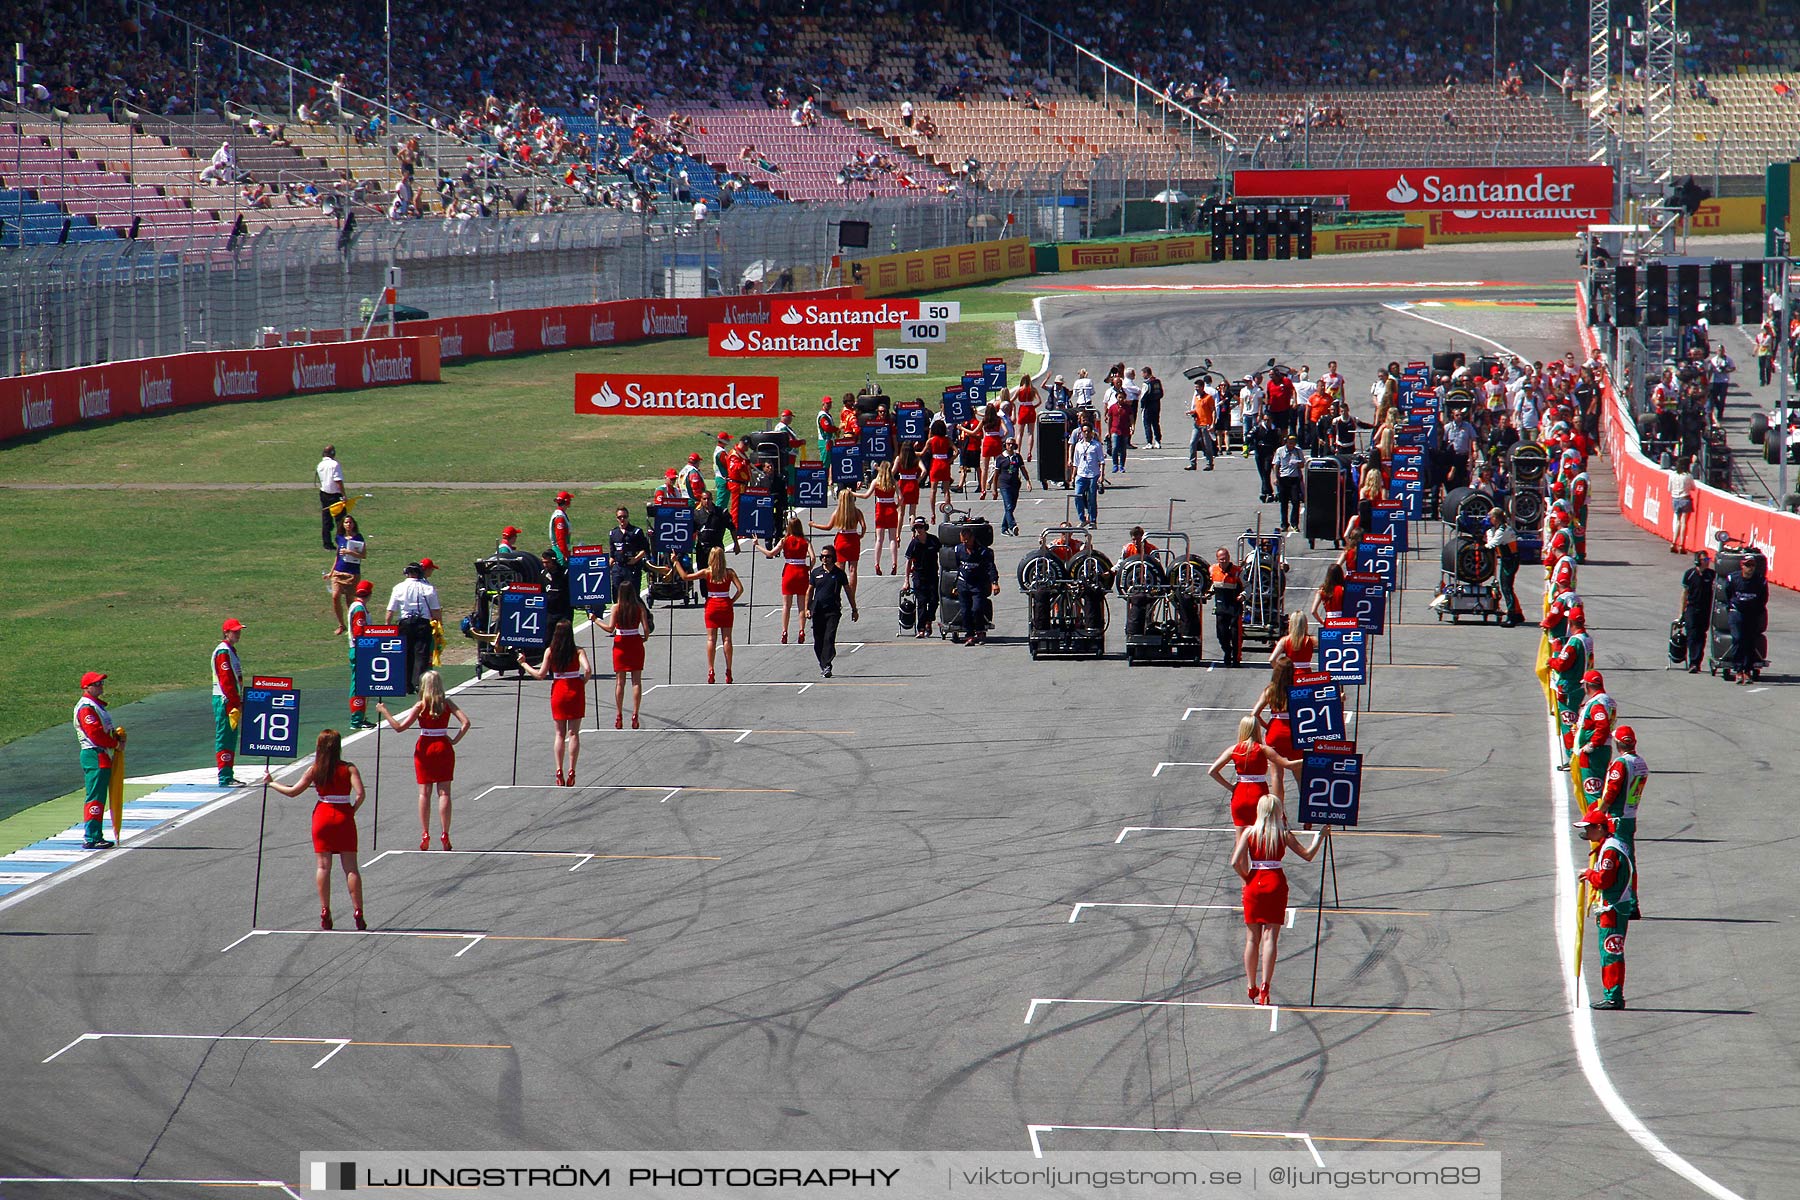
328, 495, 361, 518
1573, 878, 1588, 992
108, 739, 126, 841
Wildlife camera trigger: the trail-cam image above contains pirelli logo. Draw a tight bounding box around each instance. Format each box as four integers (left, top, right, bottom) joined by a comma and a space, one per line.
1332, 233, 1393, 252
1068, 247, 1121, 266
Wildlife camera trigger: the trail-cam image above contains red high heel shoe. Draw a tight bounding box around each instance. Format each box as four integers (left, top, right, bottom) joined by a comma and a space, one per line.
321, 908, 333, 931
708, 669, 715, 684
1248, 985, 1258, 1002
1257, 987, 1271, 1006
418, 833, 429, 851
555, 768, 565, 786
353, 910, 367, 931
875, 564, 883, 575
614, 713, 623, 729
781, 631, 788, 644
631, 713, 640, 729
440, 834, 452, 851
725, 669, 733, 684
564, 771, 574, 787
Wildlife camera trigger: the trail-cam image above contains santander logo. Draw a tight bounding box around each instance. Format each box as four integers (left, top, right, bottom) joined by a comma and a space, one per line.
719, 329, 747, 352
20, 392, 54, 431
363, 348, 414, 384
588, 314, 617, 343
1387, 175, 1420, 204
292, 354, 338, 391
439, 332, 464, 358
212, 359, 260, 398
139, 370, 174, 409
541, 317, 567, 347
592, 381, 623, 409
643, 308, 690, 336
77, 378, 112, 418
779, 307, 805, 326
487, 323, 515, 353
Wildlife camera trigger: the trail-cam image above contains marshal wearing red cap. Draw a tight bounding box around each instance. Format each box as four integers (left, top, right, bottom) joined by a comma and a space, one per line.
73, 671, 122, 848
1575, 804, 1638, 1010
548, 492, 574, 565
212, 619, 245, 787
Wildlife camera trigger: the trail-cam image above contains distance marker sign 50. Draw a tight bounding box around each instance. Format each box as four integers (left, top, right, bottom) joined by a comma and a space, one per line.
239, 678, 300, 758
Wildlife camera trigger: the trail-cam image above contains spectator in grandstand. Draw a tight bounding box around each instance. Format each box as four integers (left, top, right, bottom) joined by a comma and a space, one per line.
198, 140, 239, 185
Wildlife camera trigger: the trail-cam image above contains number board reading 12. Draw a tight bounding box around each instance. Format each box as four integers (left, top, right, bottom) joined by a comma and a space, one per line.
499, 584, 549, 650
1299, 745, 1362, 827
240, 677, 300, 758
353, 627, 409, 697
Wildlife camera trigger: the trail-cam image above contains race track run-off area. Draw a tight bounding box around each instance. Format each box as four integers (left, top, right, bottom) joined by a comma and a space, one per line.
1, 244, 1793, 1200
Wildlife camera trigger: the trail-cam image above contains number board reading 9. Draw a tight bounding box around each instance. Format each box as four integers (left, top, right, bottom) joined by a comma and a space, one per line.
353, 628, 409, 697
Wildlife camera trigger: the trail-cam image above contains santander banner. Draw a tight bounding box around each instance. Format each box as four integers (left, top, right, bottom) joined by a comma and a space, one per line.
1, 337, 441, 443
1432, 208, 1609, 235
574, 373, 781, 418
708, 324, 873, 358
1233, 166, 1615, 213
768, 298, 919, 328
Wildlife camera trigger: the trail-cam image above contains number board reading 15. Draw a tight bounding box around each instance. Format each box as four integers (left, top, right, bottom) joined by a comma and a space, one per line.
240, 677, 300, 758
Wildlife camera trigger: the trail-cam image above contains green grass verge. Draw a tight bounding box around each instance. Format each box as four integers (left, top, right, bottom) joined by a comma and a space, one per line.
0, 785, 155, 857
0, 284, 1034, 765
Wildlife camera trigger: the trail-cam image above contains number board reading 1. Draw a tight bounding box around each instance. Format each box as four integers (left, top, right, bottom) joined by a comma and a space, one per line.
876, 347, 929, 374
829, 438, 864, 487
499, 584, 549, 650
1287, 670, 1345, 750
1343, 574, 1388, 635
566, 546, 613, 608
240, 677, 300, 758
648, 504, 695, 555
352, 627, 408, 697
1300, 747, 1363, 827
795, 464, 829, 509
1317, 619, 1367, 685
740, 489, 778, 539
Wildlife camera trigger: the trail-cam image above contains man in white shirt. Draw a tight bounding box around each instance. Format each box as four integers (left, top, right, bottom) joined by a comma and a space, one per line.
1071, 369, 1095, 408
900, 98, 915, 128
386, 562, 442, 693
1239, 381, 1264, 458
316, 444, 345, 550
199, 140, 238, 185
1070, 427, 1107, 527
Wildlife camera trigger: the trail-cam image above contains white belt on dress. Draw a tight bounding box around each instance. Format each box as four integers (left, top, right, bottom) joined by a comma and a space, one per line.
317, 793, 354, 805
417, 728, 449, 737
552, 671, 584, 679
1237, 773, 1268, 783
1250, 859, 1283, 871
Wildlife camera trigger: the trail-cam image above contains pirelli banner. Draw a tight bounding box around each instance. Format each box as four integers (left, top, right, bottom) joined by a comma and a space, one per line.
851, 237, 1033, 298
1056, 235, 1210, 273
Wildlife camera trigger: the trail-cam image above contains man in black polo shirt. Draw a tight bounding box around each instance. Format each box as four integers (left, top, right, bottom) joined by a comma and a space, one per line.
608, 505, 652, 601
807, 547, 859, 677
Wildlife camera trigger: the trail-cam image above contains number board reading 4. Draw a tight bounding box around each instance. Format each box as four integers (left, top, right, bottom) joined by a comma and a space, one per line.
1300, 749, 1363, 827
240, 681, 300, 758
499, 585, 549, 650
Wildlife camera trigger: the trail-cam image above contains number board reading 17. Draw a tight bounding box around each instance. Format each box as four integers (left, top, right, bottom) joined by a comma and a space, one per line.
353, 627, 409, 697
566, 546, 613, 608
239, 678, 300, 758
499, 584, 549, 650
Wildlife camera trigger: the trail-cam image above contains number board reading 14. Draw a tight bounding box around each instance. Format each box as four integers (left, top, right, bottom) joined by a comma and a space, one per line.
1317, 619, 1367, 685
240, 677, 300, 759
1287, 670, 1345, 750
566, 546, 613, 608
1300, 743, 1362, 827
499, 584, 549, 650
353, 627, 409, 697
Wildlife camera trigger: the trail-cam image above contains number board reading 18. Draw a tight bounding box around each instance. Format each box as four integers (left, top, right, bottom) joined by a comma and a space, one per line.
353, 627, 409, 697
499, 584, 549, 650
240, 678, 300, 758
1299, 748, 1363, 827
566, 546, 613, 608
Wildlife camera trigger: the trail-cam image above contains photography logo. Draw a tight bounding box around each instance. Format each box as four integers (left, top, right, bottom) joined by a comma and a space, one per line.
309, 1161, 356, 1191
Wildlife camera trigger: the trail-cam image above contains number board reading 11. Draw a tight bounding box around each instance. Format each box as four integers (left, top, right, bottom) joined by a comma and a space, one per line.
566, 546, 613, 608
1299, 745, 1362, 826
240, 677, 300, 758
499, 584, 549, 650
353, 627, 409, 697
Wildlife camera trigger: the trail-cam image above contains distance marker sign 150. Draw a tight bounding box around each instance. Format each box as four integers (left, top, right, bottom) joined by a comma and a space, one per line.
352, 627, 408, 697
239, 677, 300, 758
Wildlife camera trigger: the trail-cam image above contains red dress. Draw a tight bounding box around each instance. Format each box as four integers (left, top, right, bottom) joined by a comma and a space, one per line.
1228, 742, 1270, 827
925, 435, 953, 483
872, 485, 898, 530
310, 763, 358, 854
1322, 585, 1344, 620
703, 578, 735, 630
834, 527, 863, 564
612, 621, 646, 673
897, 469, 921, 506
1264, 707, 1294, 762
549, 659, 586, 721
1241, 832, 1289, 925
1275, 635, 1315, 669
413, 706, 455, 784
780, 535, 811, 596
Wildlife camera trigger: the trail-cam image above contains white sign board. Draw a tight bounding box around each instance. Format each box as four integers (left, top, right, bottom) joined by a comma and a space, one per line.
875, 348, 929, 375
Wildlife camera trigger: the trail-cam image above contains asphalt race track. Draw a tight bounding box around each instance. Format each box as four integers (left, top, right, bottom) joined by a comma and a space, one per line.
1, 243, 1794, 1199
